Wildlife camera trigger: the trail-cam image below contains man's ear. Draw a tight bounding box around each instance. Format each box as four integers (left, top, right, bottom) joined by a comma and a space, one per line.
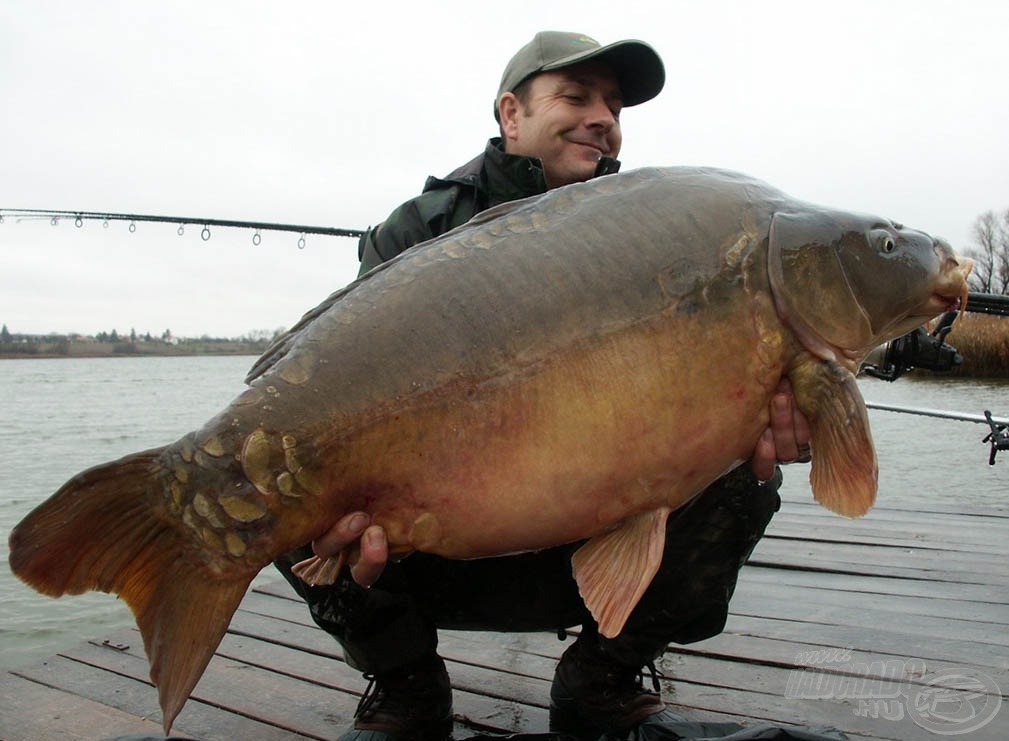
498, 92, 520, 142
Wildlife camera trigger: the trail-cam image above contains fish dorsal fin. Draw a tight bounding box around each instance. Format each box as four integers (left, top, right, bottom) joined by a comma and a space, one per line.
571, 507, 672, 638
790, 356, 877, 517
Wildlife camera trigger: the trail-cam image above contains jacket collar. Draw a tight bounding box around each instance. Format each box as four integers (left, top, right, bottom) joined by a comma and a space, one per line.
425, 138, 621, 208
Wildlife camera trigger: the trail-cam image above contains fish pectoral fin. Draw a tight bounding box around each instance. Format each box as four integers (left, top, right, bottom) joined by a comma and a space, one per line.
291, 553, 347, 586
791, 358, 877, 517
571, 507, 672, 639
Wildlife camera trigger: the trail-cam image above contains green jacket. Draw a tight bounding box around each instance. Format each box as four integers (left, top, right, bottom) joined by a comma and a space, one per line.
357, 137, 620, 276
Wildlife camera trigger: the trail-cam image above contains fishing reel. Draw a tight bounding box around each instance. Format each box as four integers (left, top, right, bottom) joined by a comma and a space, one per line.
861, 312, 963, 382
983, 411, 1009, 466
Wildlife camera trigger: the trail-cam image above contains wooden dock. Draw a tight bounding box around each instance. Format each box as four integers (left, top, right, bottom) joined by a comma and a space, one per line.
3, 492, 1007, 740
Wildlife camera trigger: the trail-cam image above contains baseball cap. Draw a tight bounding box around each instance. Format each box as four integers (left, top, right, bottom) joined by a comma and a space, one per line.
495, 31, 665, 119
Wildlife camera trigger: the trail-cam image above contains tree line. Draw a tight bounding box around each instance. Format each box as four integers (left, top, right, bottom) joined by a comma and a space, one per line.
0, 324, 284, 356
966, 208, 1009, 294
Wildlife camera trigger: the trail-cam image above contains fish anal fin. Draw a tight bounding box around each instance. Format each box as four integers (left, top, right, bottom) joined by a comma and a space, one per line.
571, 507, 672, 638
8, 447, 254, 734
791, 358, 877, 517
145, 568, 252, 732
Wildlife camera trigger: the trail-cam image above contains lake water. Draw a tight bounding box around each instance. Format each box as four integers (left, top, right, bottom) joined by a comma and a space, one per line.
1, 356, 1006, 670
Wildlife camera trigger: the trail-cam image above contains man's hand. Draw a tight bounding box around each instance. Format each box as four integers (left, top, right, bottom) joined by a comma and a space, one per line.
750, 378, 812, 482
311, 512, 389, 587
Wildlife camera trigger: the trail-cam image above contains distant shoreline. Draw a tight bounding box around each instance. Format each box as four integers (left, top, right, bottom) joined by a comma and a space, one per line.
0, 340, 268, 360
0, 350, 262, 360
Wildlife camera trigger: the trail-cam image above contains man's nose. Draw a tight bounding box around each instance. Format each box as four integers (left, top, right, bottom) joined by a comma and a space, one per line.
585, 97, 617, 129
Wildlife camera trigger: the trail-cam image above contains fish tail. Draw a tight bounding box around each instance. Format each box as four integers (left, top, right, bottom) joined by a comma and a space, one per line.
8, 448, 252, 733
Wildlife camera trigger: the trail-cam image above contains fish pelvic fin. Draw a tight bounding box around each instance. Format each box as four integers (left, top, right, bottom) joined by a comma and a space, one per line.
790, 358, 877, 517
7, 447, 253, 733
571, 507, 672, 638
291, 552, 346, 585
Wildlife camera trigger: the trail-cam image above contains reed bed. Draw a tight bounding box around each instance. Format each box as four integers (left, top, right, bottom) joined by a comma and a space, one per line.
945, 314, 1009, 378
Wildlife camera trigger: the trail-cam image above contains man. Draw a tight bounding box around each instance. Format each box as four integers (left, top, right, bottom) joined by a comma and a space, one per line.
276, 31, 811, 741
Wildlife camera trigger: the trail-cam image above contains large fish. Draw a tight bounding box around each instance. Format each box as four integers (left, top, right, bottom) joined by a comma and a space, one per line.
9, 167, 970, 732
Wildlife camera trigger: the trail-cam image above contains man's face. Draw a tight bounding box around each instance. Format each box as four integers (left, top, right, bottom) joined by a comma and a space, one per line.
500, 61, 623, 189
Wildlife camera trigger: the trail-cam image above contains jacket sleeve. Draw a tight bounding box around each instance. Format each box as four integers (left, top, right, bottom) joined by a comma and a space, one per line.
357, 185, 473, 277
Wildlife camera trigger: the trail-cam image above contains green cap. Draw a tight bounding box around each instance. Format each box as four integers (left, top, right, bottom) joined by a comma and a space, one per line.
495, 31, 665, 119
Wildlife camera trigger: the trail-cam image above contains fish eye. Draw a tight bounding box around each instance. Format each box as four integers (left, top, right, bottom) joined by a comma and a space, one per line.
867, 228, 900, 256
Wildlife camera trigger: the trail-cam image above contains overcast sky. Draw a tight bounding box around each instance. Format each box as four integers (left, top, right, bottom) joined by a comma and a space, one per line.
3, 0, 1007, 338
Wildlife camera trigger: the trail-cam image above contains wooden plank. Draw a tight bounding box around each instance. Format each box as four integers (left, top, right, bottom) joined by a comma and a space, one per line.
764, 521, 1007, 556
715, 613, 1007, 671
774, 509, 1004, 533
756, 532, 1008, 573
0, 672, 175, 741
674, 630, 1009, 689
12, 649, 316, 740
734, 573, 1008, 625
778, 491, 1009, 520
748, 540, 1009, 585
768, 512, 1008, 542
770, 504, 1009, 533
739, 563, 1009, 604
726, 589, 1008, 646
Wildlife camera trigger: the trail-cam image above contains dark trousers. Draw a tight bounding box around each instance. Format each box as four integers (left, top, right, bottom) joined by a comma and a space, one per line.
275, 465, 782, 674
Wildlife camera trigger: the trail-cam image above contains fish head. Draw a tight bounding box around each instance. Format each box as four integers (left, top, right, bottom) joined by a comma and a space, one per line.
768, 209, 973, 371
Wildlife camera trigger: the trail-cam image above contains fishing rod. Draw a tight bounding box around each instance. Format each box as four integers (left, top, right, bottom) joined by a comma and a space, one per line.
965, 291, 1009, 316
0, 208, 365, 245
866, 403, 1008, 427
866, 402, 1009, 465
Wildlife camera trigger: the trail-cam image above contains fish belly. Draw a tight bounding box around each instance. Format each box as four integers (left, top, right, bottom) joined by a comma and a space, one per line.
329, 311, 780, 560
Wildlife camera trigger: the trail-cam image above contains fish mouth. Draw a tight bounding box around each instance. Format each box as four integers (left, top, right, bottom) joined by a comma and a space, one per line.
917, 292, 963, 317
869, 255, 972, 359
914, 255, 973, 319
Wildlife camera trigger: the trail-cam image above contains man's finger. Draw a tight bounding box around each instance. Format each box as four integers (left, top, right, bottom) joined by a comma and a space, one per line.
750, 428, 777, 483
769, 386, 800, 463
349, 525, 389, 587
313, 512, 370, 559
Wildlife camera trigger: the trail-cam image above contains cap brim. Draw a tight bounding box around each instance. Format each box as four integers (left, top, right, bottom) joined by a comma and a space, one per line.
542, 39, 665, 107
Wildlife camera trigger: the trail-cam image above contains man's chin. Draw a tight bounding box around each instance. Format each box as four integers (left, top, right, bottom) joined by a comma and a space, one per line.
551, 161, 603, 188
